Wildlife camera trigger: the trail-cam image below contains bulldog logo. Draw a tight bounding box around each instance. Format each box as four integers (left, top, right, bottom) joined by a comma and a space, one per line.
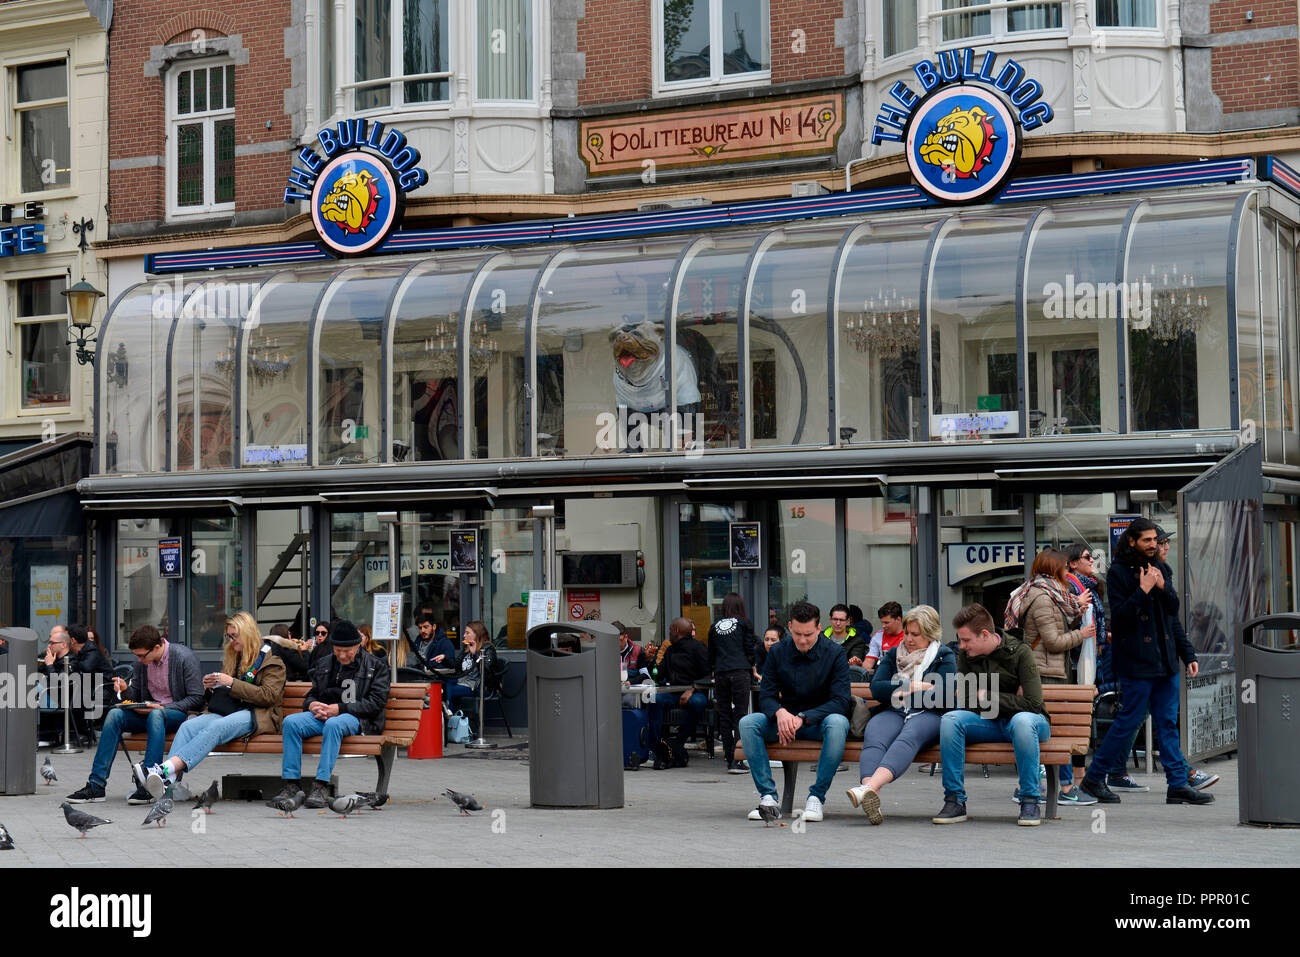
918, 105, 998, 179
320, 168, 382, 235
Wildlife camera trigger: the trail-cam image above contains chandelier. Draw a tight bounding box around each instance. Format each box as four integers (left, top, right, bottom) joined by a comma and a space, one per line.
214, 331, 294, 382
1139, 264, 1211, 342
423, 313, 500, 379
844, 288, 921, 358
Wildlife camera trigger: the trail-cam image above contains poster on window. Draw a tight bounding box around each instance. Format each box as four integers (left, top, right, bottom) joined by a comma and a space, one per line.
450, 528, 478, 573
729, 522, 761, 570
371, 592, 404, 649
158, 538, 183, 579
29, 565, 68, 631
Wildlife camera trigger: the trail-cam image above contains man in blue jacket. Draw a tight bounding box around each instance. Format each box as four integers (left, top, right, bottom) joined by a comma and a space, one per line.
738, 601, 852, 823
1080, 518, 1213, 806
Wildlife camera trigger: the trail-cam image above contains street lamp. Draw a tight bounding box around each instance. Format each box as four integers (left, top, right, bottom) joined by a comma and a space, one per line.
64, 279, 105, 366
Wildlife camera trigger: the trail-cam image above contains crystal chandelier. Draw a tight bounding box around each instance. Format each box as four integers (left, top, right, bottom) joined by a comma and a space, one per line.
423, 313, 500, 379
844, 288, 921, 358
214, 331, 293, 382
1139, 263, 1211, 342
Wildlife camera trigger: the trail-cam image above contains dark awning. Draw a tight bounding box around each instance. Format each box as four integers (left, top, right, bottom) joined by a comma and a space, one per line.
0, 434, 92, 536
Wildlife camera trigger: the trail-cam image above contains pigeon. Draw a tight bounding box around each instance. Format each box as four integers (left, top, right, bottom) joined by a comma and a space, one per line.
142, 796, 174, 828
755, 802, 784, 828
170, 780, 193, 803
327, 793, 360, 818
61, 802, 112, 839
443, 788, 483, 816
0, 822, 13, 850
355, 791, 388, 810
40, 756, 57, 786
267, 789, 306, 818
191, 780, 219, 814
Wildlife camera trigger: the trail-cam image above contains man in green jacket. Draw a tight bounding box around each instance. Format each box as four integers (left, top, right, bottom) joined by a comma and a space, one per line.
933, 603, 1050, 827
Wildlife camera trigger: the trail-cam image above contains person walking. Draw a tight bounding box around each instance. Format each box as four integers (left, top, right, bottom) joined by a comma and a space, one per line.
709, 592, 759, 775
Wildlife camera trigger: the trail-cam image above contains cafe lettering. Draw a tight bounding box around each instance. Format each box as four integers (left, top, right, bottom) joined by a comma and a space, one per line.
0, 201, 46, 257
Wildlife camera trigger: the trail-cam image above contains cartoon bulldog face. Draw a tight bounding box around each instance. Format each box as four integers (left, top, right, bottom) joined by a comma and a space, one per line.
918, 105, 997, 178
320, 168, 381, 235
610, 320, 663, 388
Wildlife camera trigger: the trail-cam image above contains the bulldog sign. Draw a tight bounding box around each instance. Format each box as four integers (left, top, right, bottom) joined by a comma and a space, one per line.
284, 119, 428, 256
871, 48, 1054, 205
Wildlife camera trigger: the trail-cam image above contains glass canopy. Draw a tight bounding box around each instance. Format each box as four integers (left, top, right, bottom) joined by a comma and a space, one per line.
96, 186, 1286, 473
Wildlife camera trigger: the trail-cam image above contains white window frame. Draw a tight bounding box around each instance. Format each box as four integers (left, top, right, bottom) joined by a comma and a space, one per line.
1092, 0, 1161, 32
6, 54, 73, 200
6, 271, 73, 417
471, 0, 540, 106
346, 0, 458, 115
653, 0, 772, 97
930, 0, 1069, 49
166, 57, 237, 221
880, 0, 920, 62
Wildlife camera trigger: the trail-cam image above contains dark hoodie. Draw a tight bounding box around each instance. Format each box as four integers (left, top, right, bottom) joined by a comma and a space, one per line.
955, 632, 1045, 718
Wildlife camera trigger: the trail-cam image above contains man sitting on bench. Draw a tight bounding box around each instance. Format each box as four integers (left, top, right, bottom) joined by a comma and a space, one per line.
933, 603, 1050, 827
273, 619, 391, 809
739, 601, 852, 824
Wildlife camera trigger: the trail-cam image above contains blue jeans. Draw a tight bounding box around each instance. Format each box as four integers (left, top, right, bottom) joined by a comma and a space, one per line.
280, 711, 361, 783
648, 691, 707, 744
446, 683, 476, 706
168, 710, 257, 772
940, 710, 1051, 804
738, 711, 850, 802
1087, 673, 1188, 788
89, 706, 188, 789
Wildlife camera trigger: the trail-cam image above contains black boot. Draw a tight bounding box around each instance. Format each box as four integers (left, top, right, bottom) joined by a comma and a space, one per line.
651, 738, 673, 770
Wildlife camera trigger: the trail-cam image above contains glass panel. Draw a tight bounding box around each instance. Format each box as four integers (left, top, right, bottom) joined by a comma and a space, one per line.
883, 0, 918, 58
930, 213, 1033, 435
330, 511, 389, 625
846, 493, 918, 622
21, 323, 70, 408
409, 510, 460, 642
484, 509, 534, 648
536, 241, 688, 456
672, 234, 761, 449
662, 0, 709, 82
100, 283, 177, 473
255, 509, 310, 635
1008, 2, 1063, 31
1261, 217, 1283, 461
17, 61, 67, 102
837, 219, 938, 443
17, 275, 65, 317
175, 123, 204, 207
406, 0, 450, 102
938, 489, 1023, 628
227, 65, 236, 108
1024, 204, 1128, 434
389, 253, 489, 462
320, 0, 333, 116
748, 225, 844, 447
562, 496, 662, 644
190, 517, 243, 651
193, 68, 208, 112
355, 0, 393, 110
19, 104, 70, 192
466, 253, 546, 458
178, 69, 192, 114
721, 0, 768, 75
1282, 227, 1300, 465
117, 518, 171, 648
940, 0, 989, 41
244, 268, 335, 467
477, 0, 531, 99
1126, 199, 1236, 431
214, 119, 235, 204
316, 265, 403, 465
679, 502, 740, 627
173, 277, 265, 471
0, 535, 87, 646
1095, 0, 1156, 27
767, 498, 837, 618
209, 65, 224, 110
1236, 205, 1262, 445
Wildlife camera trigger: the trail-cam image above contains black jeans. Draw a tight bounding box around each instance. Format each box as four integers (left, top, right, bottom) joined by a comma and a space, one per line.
714, 669, 751, 762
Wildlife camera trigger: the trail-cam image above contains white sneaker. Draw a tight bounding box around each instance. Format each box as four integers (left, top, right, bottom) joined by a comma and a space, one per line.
770, 760, 783, 768
846, 784, 868, 807
747, 793, 781, 822
801, 795, 824, 822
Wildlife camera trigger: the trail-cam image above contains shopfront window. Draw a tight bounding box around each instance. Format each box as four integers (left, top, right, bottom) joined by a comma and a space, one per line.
465, 252, 544, 458
254, 509, 310, 636
0, 535, 85, 638
536, 242, 687, 456
100, 283, 176, 474
748, 226, 844, 447
679, 502, 741, 627
929, 213, 1033, 436
329, 511, 390, 627
1125, 199, 1235, 432
316, 265, 404, 465
484, 509, 534, 647
1023, 204, 1128, 435
767, 497, 838, 619
190, 517, 243, 651
244, 268, 335, 468
846, 493, 917, 622
836, 219, 937, 443
116, 518, 171, 649
389, 254, 488, 462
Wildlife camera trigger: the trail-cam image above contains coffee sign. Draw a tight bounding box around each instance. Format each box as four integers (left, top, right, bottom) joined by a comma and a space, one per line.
580, 93, 843, 177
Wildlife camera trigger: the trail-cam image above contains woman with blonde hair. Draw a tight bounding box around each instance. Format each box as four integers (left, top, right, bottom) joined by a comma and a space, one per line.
142, 611, 286, 795
845, 604, 956, 825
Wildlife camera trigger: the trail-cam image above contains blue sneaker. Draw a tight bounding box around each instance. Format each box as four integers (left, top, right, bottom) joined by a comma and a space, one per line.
1188, 768, 1220, 790
1106, 773, 1150, 792
1059, 786, 1098, 806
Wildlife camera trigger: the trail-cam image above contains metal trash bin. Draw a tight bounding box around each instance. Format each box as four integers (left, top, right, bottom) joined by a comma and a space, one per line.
526, 620, 624, 808
1236, 613, 1300, 826
0, 627, 38, 795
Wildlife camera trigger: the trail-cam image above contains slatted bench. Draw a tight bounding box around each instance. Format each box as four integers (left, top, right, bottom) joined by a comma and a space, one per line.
120, 681, 428, 795
737, 682, 1093, 820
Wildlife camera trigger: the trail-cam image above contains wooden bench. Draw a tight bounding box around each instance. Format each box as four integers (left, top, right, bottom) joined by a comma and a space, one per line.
736, 683, 1093, 820
120, 681, 428, 795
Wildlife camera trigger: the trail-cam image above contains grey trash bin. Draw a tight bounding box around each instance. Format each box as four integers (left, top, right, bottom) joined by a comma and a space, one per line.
1236, 613, 1300, 826
0, 627, 39, 795
526, 620, 624, 809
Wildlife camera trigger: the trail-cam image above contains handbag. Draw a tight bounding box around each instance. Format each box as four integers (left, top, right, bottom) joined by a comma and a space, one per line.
205, 685, 249, 717
446, 710, 471, 743
849, 697, 872, 739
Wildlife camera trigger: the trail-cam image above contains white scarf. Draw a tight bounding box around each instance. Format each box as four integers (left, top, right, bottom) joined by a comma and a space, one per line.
891, 640, 939, 713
